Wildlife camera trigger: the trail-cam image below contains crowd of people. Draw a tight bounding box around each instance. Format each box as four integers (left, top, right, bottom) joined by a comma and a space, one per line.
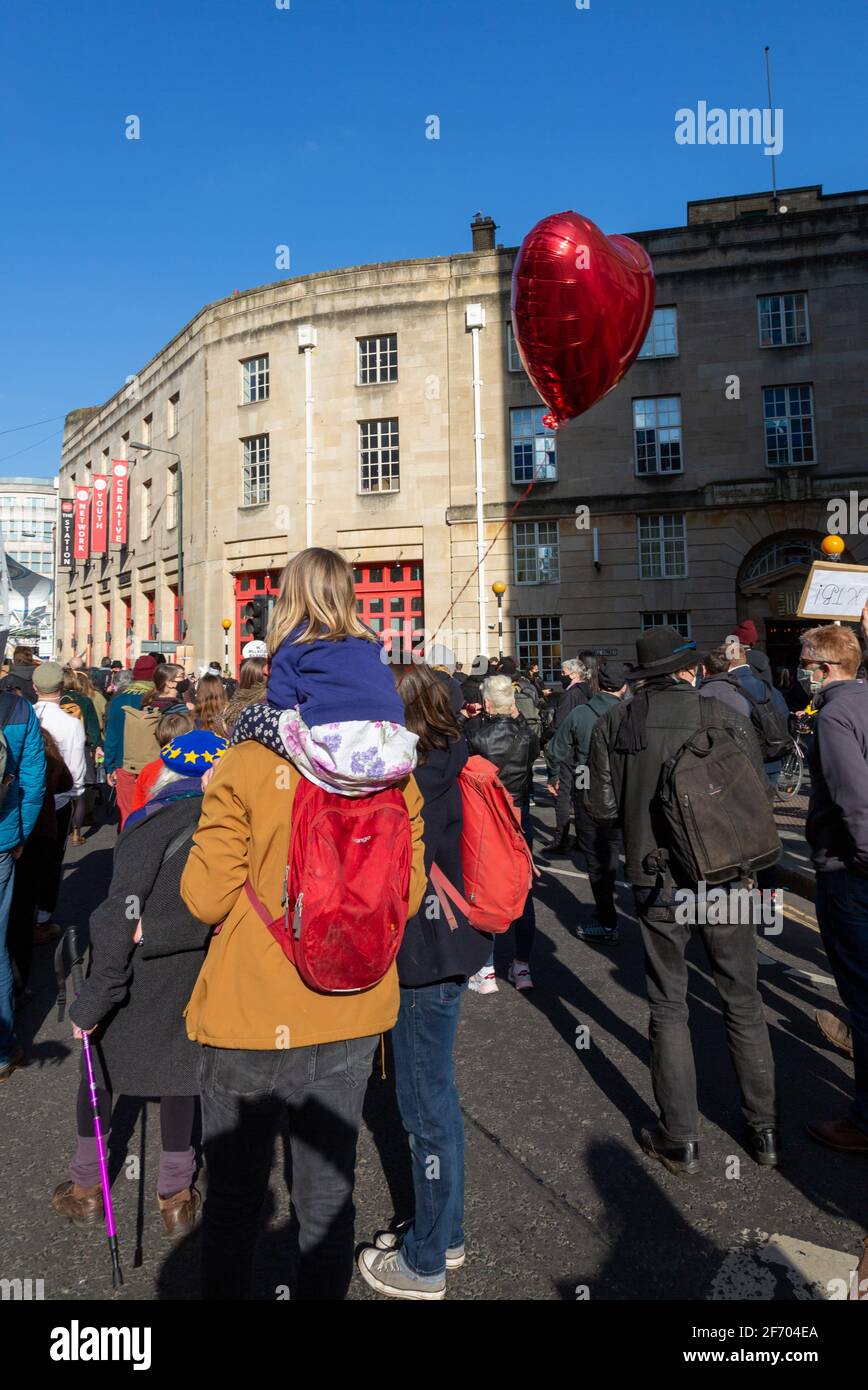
0, 550, 866, 1300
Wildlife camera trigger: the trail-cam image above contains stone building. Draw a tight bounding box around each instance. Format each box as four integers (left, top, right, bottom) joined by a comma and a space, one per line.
57, 183, 868, 679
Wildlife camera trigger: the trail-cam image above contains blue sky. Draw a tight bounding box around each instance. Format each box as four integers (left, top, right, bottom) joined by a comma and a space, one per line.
1, 0, 864, 478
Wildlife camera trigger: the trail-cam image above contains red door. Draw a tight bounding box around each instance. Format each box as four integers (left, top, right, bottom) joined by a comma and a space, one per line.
352, 562, 424, 660
122, 596, 132, 667
234, 570, 282, 674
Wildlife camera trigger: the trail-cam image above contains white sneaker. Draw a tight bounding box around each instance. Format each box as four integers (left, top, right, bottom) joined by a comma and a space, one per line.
468, 966, 498, 995
508, 961, 534, 991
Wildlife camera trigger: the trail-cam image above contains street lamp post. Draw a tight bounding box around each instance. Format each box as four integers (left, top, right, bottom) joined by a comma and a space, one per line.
492, 581, 506, 660
128, 443, 184, 644
221, 617, 232, 674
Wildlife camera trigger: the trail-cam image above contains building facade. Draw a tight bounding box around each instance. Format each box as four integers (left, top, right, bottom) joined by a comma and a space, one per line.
0, 477, 58, 655
57, 184, 868, 679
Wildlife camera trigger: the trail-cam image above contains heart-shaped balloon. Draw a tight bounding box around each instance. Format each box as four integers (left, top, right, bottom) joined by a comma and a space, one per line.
511, 210, 655, 427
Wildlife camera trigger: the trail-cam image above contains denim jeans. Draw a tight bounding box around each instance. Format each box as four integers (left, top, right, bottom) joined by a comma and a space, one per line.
199, 1035, 378, 1299
815, 869, 868, 1134
634, 880, 777, 1144
0, 850, 19, 1065
391, 980, 465, 1277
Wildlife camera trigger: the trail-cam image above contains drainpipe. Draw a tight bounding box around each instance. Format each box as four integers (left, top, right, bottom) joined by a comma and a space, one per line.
466, 304, 487, 659
298, 325, 318, 547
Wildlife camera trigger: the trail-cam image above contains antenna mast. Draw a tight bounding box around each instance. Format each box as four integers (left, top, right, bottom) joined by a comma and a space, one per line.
764, 46, 778, 211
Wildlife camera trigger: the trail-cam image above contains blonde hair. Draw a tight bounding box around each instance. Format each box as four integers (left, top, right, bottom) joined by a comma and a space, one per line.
801, 625, 862, 678
267, 548, 373, 654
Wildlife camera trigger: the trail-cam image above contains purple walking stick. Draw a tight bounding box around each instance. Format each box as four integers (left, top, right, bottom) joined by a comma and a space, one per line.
55, 927, 124, 1289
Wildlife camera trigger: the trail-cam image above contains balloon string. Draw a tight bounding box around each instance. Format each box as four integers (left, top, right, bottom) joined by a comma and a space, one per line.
429, 472, 542, 644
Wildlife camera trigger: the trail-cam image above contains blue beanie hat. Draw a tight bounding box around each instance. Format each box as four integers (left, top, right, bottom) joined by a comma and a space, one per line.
160, 729, 228, 775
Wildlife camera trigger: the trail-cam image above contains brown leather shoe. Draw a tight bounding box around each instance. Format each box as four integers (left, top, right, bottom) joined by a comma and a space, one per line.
806, 1119, 868, 1154
816, 1010, 854, 1057
52, 1180, 104, 1226
0, 1046, 25, 1082
158, 1186, 201, 1237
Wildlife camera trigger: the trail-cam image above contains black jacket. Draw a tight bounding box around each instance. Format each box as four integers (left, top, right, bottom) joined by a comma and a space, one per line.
0, 665, 37, 703
462, 711, 539, 805
70, 795, 212, 1095
586, 679, 765, 886
396, 737, 491, 986
554, 681, 590, 730
747, 647, 774, 690
806, 678, 868, 876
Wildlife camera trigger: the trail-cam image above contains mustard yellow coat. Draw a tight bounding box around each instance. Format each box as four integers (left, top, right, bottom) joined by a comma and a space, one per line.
181, 741, 426, 1050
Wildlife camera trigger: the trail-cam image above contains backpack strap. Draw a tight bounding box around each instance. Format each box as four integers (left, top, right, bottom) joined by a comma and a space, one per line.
244, 878, 276, 926
429, 864, 470, 932
161, 824, 195, 867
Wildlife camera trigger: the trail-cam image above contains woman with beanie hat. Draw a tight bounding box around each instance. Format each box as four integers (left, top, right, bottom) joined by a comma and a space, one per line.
731, 619, 774, 690
51, 730, 228, 1236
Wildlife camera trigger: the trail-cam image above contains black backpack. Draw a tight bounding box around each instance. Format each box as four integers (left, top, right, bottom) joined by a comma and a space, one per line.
656, 703, 781, 886
721, 675, 790, 762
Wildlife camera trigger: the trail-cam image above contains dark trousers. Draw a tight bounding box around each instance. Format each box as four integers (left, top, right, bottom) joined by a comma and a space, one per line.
634, 881, 777, 1144
574, 800, 621, 928
554, 763, 573, 834
392, 981, 465, 1277
70, 1084, 197, 1195
39, 803, 72, 916
513, 804, 536, 960
199, 1036, 378, 1300
815, 869, 868, 1134
7, 835, 53, 990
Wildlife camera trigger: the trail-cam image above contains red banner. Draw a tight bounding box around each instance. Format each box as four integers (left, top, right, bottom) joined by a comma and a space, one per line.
91, 474, 109, 554
110, 460, 129, 546
73, 486, 90, 561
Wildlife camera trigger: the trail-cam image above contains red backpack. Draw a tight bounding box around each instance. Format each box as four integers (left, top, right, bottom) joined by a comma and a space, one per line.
431, 755, 535, 933
244, 779, 412, 994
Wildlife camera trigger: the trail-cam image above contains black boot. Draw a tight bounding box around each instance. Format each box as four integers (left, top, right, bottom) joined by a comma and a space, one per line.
747, 1127, 781, 1168
543, 828, 572, 856
640, 1126, 701, 1176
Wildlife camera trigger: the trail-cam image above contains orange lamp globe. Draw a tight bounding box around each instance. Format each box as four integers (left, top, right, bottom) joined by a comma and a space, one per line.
821, 535, 845, 557
221, 618, 232, 630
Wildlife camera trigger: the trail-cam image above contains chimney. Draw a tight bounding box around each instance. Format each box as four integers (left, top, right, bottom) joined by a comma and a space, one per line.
471, 212, 496, 252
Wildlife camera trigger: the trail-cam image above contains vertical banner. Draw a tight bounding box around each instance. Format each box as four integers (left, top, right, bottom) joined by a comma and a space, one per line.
73, 486, 91, 561
110, 459, 129, 546
59, 499, 74, 569
91, 474, 109, 554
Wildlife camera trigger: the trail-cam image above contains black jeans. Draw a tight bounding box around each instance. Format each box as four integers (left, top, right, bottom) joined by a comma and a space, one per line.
634, 881, 777, 1144
199, 1035, 378, 1300
39, 802, 73, 915
554, 763, 573, 834
573, 800, 621, 927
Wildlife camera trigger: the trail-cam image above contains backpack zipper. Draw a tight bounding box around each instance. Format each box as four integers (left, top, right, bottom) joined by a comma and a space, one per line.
292, 891, 303, 941
281, 865, 290, 934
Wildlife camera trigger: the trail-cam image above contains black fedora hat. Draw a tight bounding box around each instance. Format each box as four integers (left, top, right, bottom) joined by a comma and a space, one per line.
629, 626, 698, 681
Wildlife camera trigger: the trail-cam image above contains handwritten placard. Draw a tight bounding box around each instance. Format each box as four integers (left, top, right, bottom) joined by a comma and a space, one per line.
797, 561, 868, 621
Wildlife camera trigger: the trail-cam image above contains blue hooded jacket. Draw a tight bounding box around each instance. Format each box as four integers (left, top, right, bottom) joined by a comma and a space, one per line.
0, 691, 46, 851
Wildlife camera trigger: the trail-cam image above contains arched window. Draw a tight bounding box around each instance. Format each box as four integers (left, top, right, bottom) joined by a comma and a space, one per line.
741, 535, 825, 585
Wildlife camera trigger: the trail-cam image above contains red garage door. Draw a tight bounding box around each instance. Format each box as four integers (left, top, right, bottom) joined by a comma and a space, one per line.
352, 561, 424, 655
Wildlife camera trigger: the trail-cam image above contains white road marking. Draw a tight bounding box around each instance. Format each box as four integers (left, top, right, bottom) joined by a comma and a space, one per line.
710, 1232, 859, 1301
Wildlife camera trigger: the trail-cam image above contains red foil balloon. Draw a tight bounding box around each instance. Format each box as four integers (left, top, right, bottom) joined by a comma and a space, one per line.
511, 210, 655, 428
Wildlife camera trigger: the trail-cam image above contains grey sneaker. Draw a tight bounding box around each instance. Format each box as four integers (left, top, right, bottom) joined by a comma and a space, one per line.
357, 1246, 446, 1300
375, 1223, 466, 1269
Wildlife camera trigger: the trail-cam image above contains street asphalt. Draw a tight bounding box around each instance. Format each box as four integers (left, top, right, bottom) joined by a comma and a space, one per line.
1, 776, 865, 1303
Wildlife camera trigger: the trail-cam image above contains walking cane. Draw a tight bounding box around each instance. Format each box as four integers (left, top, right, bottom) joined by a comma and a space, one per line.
55, 927, 124, 1289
